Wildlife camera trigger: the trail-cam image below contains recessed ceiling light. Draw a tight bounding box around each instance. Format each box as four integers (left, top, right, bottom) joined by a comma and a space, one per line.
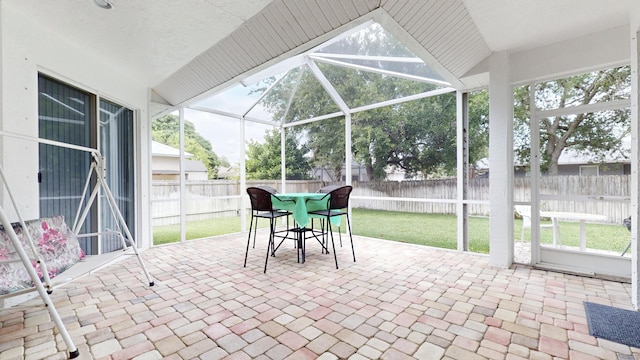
93, 0, 113, 9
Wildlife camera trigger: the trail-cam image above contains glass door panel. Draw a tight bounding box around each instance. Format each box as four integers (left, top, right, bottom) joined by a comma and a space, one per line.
99, 99, 135, 253
38, 74, 95, 254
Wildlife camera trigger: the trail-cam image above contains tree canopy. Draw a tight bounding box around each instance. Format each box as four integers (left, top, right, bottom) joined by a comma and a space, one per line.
514, 66, 630, 175
245, 128, 311, 180
152, 115, 228, 179
256, 25, 489, 181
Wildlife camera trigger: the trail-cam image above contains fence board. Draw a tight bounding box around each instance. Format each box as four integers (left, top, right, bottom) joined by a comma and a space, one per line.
151, 176, 630, 226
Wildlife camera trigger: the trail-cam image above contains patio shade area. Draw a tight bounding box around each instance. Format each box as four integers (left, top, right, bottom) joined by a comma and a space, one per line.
0, 232, 636, 359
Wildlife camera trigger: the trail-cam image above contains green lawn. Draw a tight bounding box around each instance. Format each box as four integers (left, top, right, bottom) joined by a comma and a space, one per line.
153, 209, 631, 254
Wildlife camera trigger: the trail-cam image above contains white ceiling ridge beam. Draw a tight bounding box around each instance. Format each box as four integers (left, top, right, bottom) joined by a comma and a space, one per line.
536, 98, 631, 118
173, 12, 381, 107
309, 54, 451, 87
313, 53, 424, 64
282, 87, 456, 128
280, 68, 305, 124
186, 105, 279, 127
244, 115, 279, 127
243, 69, 292, 118
311, 53, 424, 63
372, 9, 466, 89
349, 87, 456, 114
240, 54, 307, 87
306, 19, 377, 53
187, 105, 242, 119
306, 57, 350, 113
282, 110, 346, 128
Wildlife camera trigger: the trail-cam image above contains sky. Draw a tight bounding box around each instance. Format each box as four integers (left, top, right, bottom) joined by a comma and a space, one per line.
184, 85, 274, 166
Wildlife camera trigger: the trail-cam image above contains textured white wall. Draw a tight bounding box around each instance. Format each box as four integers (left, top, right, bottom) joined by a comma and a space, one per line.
0, 3, 152, 248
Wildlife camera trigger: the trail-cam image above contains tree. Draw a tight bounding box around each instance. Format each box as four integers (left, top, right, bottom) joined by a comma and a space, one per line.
152, 115, 227, 179
468, 89, 490, 166
257, 24, 489, 181
514, 66, 630, 175
245, 128, 311, 180
260, 66, 487, 181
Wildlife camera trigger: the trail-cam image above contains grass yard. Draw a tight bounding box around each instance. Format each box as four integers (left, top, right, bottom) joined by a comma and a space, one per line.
152, 209, 631, 255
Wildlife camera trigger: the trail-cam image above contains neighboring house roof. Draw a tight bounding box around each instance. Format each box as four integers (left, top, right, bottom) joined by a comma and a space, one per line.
557, 147, 630, 165
184, 159, 208, 173
153, 170, 180, 175
152, 142, 207, 177
218, 166, 239, 179
477, 146, 631, 170
151, 141, 193, 158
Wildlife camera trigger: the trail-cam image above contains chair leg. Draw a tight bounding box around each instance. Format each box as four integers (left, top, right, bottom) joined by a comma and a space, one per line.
296, 230, 301, 263
252, 216, 259, 249
270, 218, 278, 256
328, 219, 339, 269
264, 219, 276, 273
244, 215, 255, 267
296, 230, 306, 263
321, 219, 328, 254
345, 214, 355, 262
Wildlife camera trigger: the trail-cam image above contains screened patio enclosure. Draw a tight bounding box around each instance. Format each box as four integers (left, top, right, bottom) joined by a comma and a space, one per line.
161, 17, 633, 283
172, 21, 480, 253
4, 0, 640, 309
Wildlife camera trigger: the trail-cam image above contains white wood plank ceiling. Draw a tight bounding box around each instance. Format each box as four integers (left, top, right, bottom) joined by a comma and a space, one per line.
10, 1, 630, 108
155, 0, 493, 106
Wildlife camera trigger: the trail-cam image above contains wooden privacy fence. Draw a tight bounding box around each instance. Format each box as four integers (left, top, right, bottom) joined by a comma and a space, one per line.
151, 175, 631, 226
151, 180, 324, 226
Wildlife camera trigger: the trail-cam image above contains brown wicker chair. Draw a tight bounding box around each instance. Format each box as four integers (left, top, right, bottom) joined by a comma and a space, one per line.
306, 185, 355, 269
245, 187, 293, 272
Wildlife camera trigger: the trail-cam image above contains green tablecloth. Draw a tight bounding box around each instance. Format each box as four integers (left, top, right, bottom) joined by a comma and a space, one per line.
272, 192, 340, 228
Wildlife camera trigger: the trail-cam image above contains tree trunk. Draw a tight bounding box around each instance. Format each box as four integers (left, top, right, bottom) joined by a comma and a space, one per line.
548, 152, 561, 176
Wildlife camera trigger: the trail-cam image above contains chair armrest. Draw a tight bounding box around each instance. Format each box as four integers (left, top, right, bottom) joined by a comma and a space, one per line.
305, 194, 330, 212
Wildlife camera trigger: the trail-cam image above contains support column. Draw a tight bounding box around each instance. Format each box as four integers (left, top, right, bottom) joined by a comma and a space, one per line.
630, 11, 640, 307
488, 51, 514, 268
281, 126, 286, 192
456, 91, 469, 251
178, 108, 186, 243
240, 116, 247, 232
345, 113, 352, 185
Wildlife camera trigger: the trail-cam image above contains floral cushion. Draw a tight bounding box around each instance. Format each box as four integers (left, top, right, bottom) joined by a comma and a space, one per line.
0, 215, 85, 295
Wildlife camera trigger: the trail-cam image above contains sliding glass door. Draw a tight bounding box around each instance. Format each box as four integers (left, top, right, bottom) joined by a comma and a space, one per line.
38, 74, 136, 255
38, 75, 95, 253
99, 99, 135, 253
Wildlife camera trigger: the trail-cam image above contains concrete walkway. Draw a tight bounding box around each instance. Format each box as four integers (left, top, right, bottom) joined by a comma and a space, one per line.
0, 231, 637, 359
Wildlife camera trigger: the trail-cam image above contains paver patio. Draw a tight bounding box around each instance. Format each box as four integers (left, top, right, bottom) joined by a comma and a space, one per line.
0, 231, 638, 359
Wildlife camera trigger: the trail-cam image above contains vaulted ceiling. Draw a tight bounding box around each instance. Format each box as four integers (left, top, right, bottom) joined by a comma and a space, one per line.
8, 0, 632, 107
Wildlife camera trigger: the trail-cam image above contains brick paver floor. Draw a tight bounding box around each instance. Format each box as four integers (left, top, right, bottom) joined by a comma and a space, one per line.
1, 231, 638, 359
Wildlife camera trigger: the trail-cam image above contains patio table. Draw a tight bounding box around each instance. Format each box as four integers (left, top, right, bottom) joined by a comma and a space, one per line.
271, 192, 340, 228
540, 211, 607, 251
270, 192, 341, 264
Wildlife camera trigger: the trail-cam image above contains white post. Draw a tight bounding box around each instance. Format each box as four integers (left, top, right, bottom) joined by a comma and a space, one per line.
529, 83, 541, 264
456, 91, 468, 251
345, 113, 352, 185
489, 51, 514, 268
630, 24, 640, 308
179, 108, 186, 243
240, 116, 247, 232
281, 126, 287, 193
